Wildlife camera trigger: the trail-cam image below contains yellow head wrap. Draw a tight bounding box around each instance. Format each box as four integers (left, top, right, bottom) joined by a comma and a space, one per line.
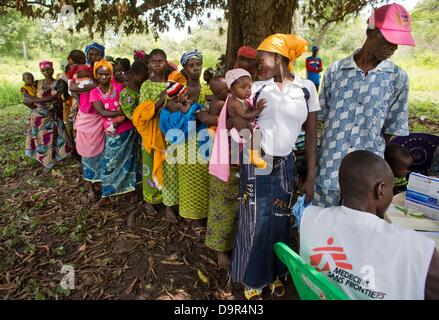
257, 33, 308, 72
93, 59, 113, 78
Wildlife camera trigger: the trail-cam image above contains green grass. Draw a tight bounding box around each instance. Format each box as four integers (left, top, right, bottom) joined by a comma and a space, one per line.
0, 104, 38, 181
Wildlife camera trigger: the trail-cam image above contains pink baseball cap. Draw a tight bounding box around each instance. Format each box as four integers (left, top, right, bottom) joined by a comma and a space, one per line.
225, 68, 251, 89
368, 3, 415, 46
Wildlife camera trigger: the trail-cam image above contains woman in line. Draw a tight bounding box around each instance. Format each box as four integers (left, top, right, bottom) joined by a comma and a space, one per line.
24, 61, 72, 171
90, 60, 141, 208
173, 49, 211, 230
230, 34, 320, 299
135, 49, 177, 220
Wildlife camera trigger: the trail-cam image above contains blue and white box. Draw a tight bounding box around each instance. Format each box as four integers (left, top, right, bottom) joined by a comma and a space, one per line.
406, 173, 439, 221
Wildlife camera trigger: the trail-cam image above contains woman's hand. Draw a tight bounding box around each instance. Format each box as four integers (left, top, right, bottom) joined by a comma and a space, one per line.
302, 176, 315, 204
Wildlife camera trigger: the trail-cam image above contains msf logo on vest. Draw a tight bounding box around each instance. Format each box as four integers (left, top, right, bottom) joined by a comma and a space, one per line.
309, 237, 377, 291
310, 237, 352, 271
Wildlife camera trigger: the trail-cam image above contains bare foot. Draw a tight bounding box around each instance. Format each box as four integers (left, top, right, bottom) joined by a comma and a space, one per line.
92, 197, 111, 209
164, 206, 178, 223
217, 252, 231, 270
127, 209, 139, 228
144, 203, 157, 216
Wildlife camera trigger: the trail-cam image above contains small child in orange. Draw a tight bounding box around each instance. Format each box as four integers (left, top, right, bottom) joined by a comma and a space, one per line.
20, 72, 36, 97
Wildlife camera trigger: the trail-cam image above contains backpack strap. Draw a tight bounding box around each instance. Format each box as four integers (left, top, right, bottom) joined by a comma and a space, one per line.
302, 86, 310, 112
253, 84, 267, 107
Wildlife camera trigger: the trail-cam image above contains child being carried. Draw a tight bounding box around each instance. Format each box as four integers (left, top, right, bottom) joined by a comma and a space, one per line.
225, 68, 267, 169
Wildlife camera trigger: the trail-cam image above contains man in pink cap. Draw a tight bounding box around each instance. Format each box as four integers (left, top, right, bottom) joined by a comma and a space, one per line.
314, 3, 414, 208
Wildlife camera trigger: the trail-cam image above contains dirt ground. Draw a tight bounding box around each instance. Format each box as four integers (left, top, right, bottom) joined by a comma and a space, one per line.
1, 107, 437, 300
0, 157, 299, 300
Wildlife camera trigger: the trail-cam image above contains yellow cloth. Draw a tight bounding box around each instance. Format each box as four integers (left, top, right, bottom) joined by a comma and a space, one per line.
93, 59, 113, 78
21, 85, 36, 97
257, 33, 308, 72
132, 101, 166, 188
168, 70, 187, 85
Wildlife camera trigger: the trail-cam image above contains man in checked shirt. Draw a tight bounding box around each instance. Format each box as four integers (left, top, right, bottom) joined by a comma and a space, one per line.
314, 3, 415, 208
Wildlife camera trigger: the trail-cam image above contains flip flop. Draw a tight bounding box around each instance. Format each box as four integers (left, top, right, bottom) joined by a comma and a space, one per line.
269, 279, 285, 297
244, 288, 262, 300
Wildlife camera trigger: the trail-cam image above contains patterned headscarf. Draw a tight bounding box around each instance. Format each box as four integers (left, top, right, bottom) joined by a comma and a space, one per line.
257, 34, 308, 72
134, 50, 146, 61
180, 49, 202, 66
85, 42, 105, 64
39, 60, 53, 69
93, 59, 113, 78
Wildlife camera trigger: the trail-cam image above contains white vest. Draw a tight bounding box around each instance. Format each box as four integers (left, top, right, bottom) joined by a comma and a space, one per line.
300, 206, 435, 300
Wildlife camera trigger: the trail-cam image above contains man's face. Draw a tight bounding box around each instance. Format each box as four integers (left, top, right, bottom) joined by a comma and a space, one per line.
367, 28, 399, 61
376, 172, 395, 218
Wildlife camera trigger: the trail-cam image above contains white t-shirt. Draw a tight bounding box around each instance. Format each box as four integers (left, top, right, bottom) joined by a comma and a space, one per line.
252, 76, 320, 157
299, 205, 435, 300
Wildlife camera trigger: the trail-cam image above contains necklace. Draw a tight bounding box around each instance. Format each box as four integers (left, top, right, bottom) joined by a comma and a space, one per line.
97, 84, 116, 100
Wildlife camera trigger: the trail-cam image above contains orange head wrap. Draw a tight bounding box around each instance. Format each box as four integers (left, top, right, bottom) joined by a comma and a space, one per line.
257, 34, 308, 72
93, 59, 113, 78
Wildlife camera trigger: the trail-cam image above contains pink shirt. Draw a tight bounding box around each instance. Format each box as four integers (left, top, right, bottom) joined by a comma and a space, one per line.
79, 91, 95, 114
89, 82, 134, 134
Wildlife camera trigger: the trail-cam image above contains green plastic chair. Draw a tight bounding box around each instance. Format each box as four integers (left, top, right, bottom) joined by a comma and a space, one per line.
274, 242, 350, 300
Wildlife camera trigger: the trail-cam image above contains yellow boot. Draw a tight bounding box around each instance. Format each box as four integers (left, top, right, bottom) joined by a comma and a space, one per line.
249, 149, 267, 169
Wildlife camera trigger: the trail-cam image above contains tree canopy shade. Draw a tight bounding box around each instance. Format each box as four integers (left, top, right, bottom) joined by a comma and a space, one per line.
3, 0, 382, 68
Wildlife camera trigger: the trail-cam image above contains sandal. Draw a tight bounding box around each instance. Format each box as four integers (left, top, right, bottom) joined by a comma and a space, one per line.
269, 279, 285, 297
244, 288, 262, 300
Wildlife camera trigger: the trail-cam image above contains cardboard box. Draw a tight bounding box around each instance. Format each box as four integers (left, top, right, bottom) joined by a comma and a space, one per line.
406, 173, 439, 220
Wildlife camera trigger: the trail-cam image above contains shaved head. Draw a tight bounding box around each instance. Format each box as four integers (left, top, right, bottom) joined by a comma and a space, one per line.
339, 150, 394, 217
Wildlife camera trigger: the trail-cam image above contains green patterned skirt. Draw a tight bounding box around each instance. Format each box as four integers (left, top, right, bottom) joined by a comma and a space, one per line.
205, 167, 240, 252
141, 145, 162, 204
176, 138, 210, 220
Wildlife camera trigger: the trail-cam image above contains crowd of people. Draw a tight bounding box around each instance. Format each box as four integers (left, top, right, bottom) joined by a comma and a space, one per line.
19, 3, 439, 300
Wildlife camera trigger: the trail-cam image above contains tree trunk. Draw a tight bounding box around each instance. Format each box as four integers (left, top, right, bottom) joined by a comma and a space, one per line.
316, 22, 331, 49
225, 0, 299, 71
22, 41, 28, 60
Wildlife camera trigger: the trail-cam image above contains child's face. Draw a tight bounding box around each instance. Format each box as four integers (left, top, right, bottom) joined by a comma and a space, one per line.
23, 74, 34, 86
210, 78, 229, 101
392, 156, 413, 178
230, 76, 252, 100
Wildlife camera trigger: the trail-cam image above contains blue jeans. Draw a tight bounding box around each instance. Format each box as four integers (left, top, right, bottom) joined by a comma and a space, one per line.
230, 152, 295, 289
